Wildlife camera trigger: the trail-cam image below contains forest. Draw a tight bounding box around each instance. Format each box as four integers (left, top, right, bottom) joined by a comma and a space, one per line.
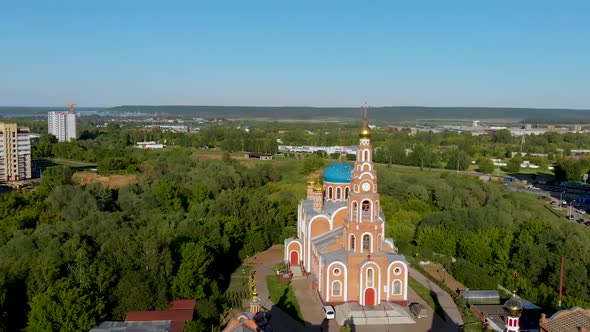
377, 168, 590, 309
0, 147, 301, 331
1, 118, 590, 330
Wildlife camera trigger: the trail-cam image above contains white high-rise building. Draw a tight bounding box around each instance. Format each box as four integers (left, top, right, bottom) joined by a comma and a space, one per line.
48, 109, 77, 142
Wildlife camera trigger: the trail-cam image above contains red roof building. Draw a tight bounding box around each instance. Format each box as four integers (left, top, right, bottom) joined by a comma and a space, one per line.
124, 299, 196, 332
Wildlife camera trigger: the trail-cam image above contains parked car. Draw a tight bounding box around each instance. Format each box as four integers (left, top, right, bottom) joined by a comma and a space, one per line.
322, 305, 335, 320
577, 218, 585, 223
568, 215, 575, 220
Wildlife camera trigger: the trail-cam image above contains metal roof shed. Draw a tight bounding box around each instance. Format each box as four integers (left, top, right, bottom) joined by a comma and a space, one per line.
459, 290, 500, 305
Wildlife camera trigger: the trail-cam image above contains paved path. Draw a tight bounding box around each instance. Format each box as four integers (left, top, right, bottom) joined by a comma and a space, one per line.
409, 267, 464, 328
246, 245, 308, 332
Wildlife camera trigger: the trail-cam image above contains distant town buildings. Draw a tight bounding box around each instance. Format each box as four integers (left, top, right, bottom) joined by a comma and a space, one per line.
136, 141, 165, 149
244, 152, 273, 160
0, 123, 32, 181
278, 145, 358, 155
48, 104, 77, 142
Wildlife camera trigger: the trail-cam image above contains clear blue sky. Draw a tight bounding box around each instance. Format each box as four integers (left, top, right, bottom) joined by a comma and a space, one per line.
1, 1, 589, 109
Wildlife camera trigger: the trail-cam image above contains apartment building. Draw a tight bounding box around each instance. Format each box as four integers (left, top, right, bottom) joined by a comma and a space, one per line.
48, 110, 77, 142
0, 123, 32, 181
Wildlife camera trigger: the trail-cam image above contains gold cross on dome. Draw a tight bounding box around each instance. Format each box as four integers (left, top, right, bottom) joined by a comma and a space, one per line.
361, 103, 369, 121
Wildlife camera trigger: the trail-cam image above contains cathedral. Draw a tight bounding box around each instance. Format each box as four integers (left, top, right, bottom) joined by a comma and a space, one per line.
284, 112, 408, 306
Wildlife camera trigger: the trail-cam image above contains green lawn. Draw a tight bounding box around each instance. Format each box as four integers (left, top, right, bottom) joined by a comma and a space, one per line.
224, 265, 254, 309
266, 275, 303, 322
408, 277, 446, 321
50, 158, 96, 167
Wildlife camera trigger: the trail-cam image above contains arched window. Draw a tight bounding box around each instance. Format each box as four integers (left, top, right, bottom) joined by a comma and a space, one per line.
336, 187, 342, 200
392, 280, 402, 295
363, 234, 371, 251
363, 150, 369, 161
367, 268, 374, 287
362, 200, 370, 214
350, 234, 356, 251
352, 201, 358, 218
328, 187, 333, 199
332, 280, 342, 296
345, 187, 349, 199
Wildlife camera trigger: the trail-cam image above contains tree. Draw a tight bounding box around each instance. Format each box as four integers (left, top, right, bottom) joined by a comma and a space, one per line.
445, 150, 470, 171
478, 157, 495, 174
26, 279, 105, 332
171, 242, 213, 300
301, 154, 325, 175
491, 129, 512, 144
507, 156, 522, 173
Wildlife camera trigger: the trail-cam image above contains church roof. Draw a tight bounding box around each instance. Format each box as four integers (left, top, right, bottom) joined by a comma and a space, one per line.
323, 162, 353, 183
320, 249, 348, 265
312, 226, 344, 251
301, 199, 347, 217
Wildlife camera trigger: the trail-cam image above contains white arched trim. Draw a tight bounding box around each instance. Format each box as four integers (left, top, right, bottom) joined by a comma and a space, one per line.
285, 241, 302, 262
363, 150, 370, 162
360, 199, 374, 223
386, 260, 409, 301
359, 170, 375, 179
329, 206, 347, 229
328, 186, 333, 200
336, 187, 342, 200
319, 257, 323, 293
361, 232, 373, 253
306, 215, 327, 272
326, 261, 348, 302
345, 187, 350, 199
359, 261, 382, 305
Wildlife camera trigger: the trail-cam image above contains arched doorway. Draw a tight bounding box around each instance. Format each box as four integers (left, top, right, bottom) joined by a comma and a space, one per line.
290, 251, 299, 266
364, 288, 376, 306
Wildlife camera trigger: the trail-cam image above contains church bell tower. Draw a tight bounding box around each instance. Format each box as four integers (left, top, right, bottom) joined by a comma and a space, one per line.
345, 105, 383, 253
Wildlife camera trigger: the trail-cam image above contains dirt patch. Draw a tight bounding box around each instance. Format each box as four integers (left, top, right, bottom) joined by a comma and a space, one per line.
73, 171, 140, 189
422, 262, 466, 292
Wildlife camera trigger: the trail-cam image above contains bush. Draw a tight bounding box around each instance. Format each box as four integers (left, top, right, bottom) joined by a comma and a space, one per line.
447, 259, 497, 290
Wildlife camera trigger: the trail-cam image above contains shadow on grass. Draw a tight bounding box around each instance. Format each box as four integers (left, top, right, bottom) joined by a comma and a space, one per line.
277, 286, 303, 323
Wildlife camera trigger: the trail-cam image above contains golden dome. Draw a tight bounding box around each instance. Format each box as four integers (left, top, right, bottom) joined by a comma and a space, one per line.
504, 293, 523, 317
307, 180, 315, 186
313, 181, 323, 193
359, 121, 371, 139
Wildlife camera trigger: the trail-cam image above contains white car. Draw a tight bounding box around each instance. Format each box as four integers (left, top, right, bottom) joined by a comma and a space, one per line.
322, 305, 335, 320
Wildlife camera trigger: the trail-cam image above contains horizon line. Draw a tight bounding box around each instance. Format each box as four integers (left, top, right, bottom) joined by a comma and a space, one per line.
1, 104, 590, 111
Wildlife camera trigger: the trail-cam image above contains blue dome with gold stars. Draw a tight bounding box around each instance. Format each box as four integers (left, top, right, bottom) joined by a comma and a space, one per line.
323, 162, 353, 183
